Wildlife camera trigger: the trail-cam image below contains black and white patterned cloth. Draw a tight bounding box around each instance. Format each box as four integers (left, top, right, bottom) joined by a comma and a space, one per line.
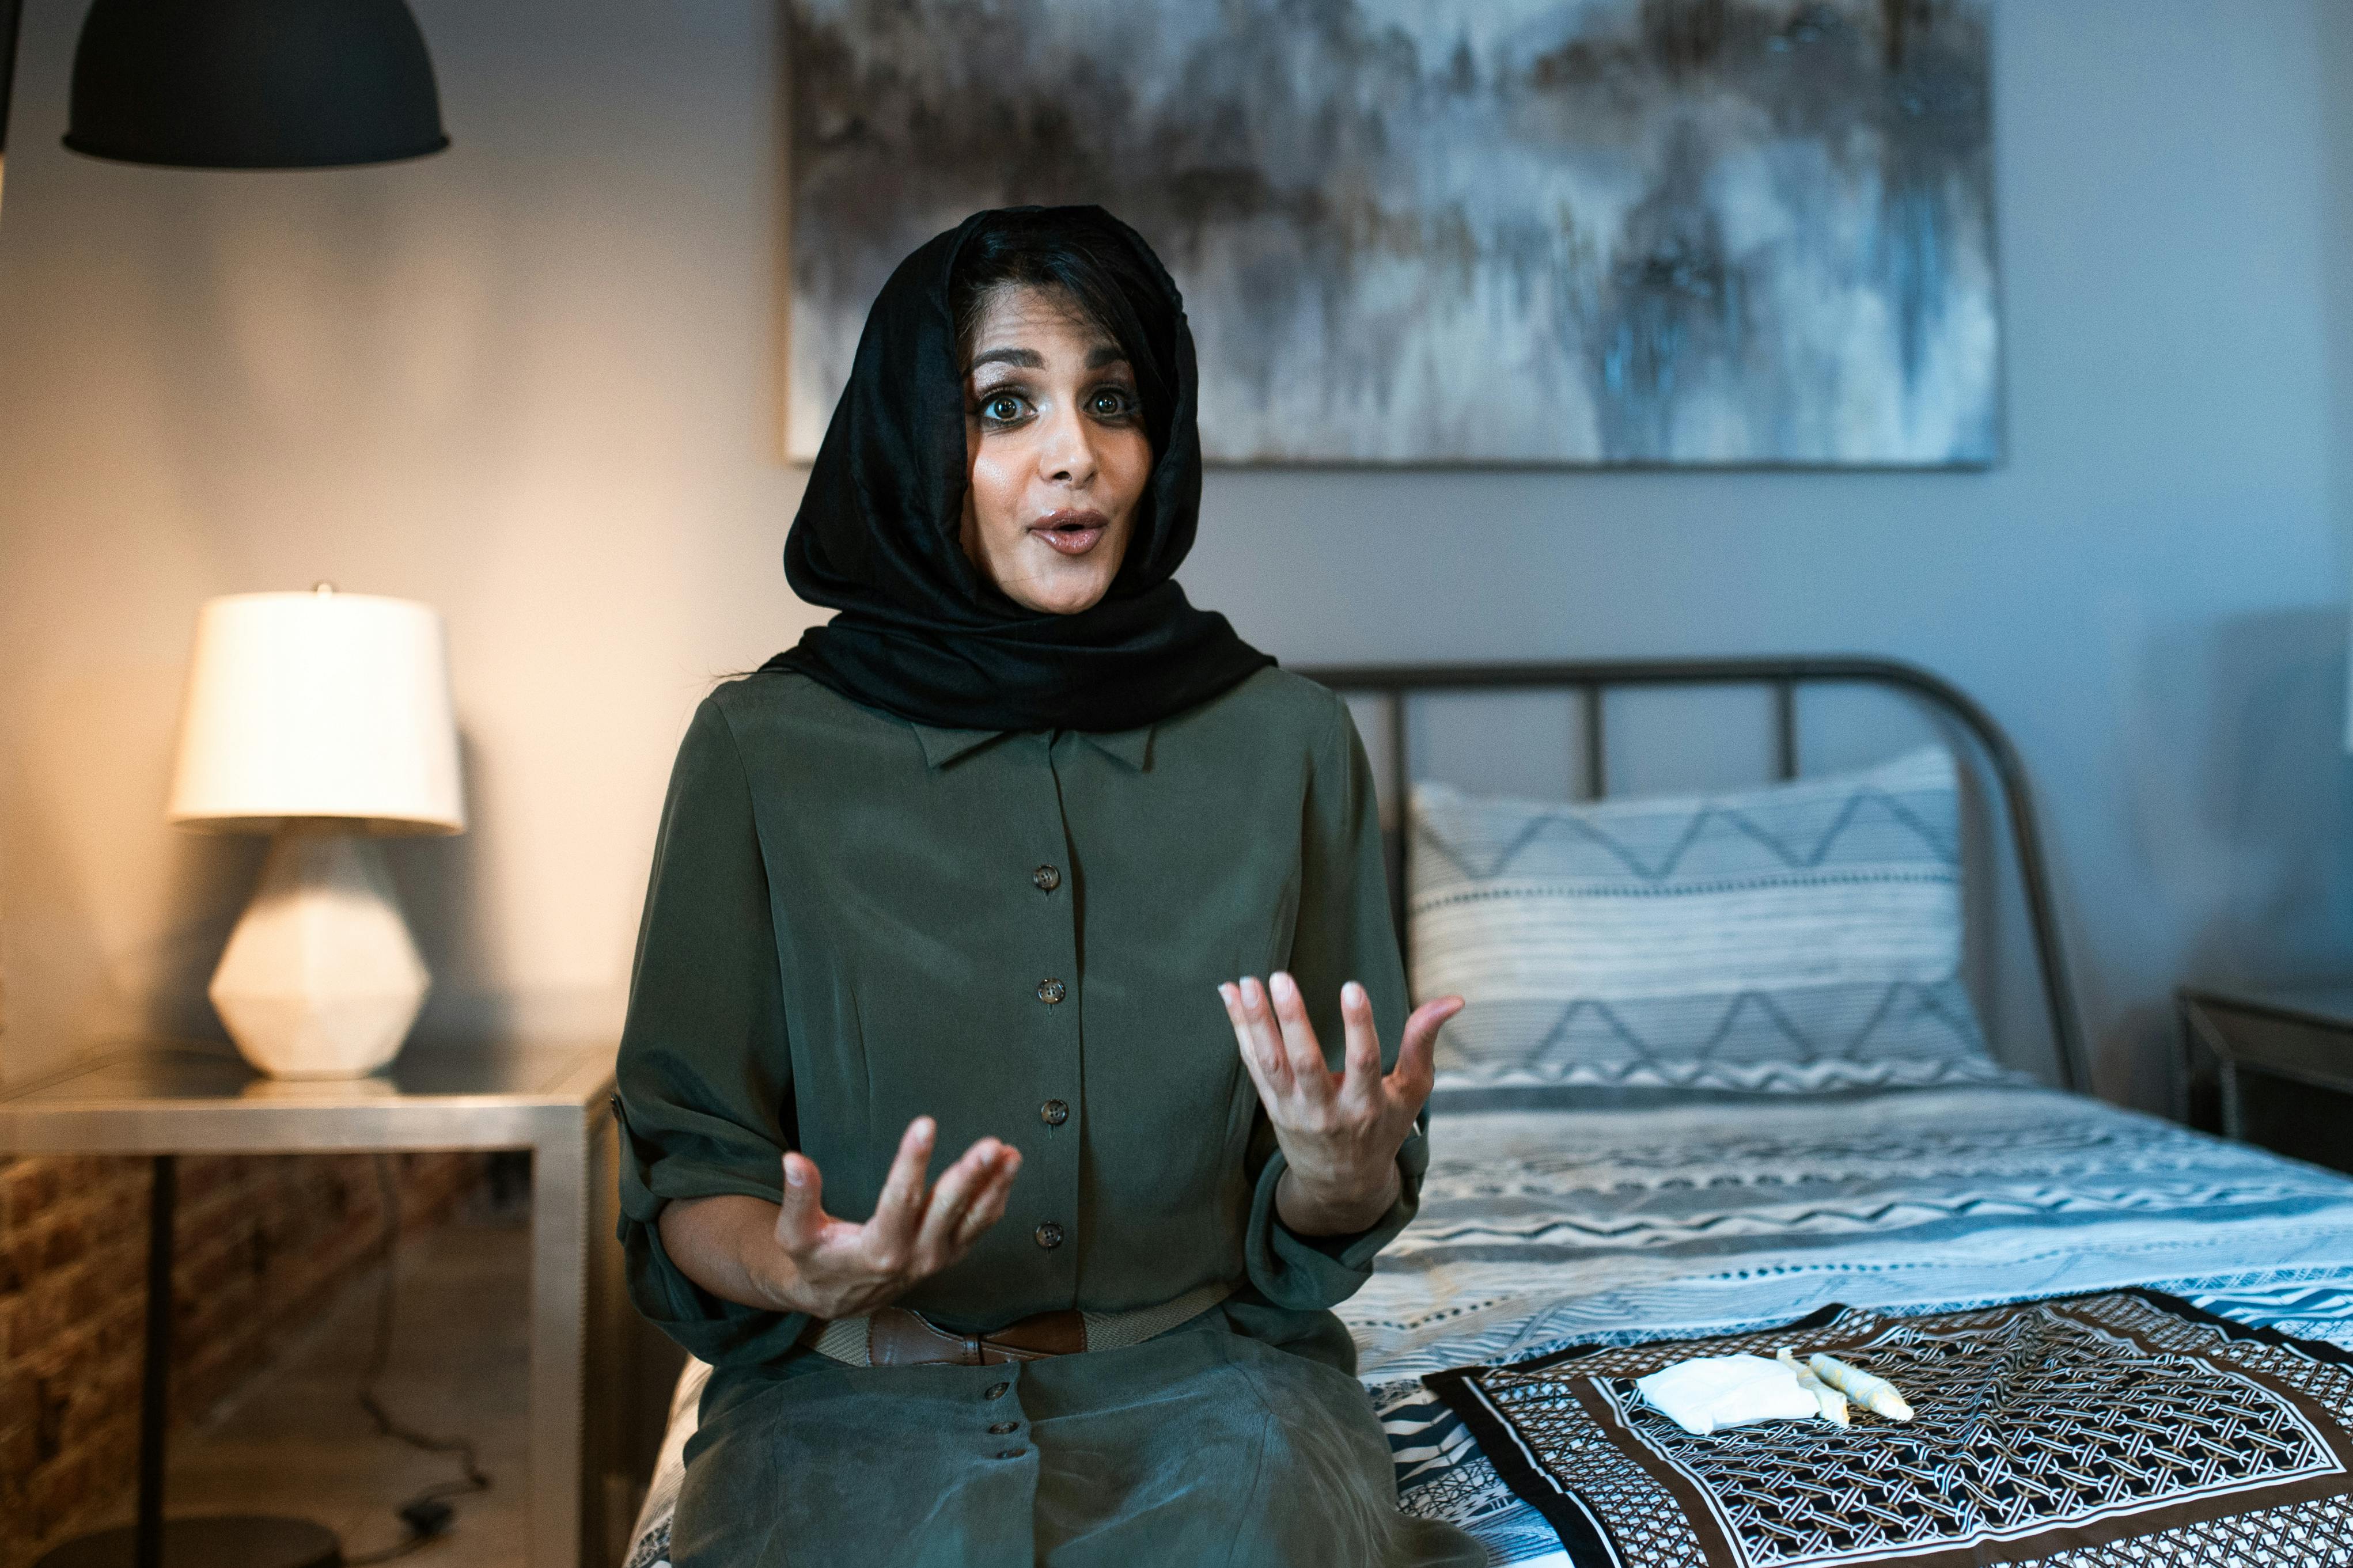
1423, 1289, 2353, 1567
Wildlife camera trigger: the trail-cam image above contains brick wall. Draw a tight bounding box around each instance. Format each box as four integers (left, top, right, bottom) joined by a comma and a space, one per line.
0, 1148, 491, 1568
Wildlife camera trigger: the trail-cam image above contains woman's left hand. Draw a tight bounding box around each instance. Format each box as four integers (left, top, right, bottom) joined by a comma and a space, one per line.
1218, 972, 1464, 1236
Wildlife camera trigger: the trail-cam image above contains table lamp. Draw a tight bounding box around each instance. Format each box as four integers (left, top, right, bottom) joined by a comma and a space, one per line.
168, 585, 463, 1078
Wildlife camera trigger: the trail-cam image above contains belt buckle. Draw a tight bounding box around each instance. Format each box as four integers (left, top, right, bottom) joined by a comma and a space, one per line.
866, 1307, 981, 1368
864, 1306, 1086, 1367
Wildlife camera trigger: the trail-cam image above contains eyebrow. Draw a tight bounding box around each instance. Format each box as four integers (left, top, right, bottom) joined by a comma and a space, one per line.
967, 344, 1132, 372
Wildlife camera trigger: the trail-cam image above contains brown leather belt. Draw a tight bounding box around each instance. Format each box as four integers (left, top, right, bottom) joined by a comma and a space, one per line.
805, 1280, 1234, 1369
865, 1305, 1086, 1368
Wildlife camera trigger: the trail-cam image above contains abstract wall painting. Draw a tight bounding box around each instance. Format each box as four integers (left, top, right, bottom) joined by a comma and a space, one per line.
784, 0, 1999, 468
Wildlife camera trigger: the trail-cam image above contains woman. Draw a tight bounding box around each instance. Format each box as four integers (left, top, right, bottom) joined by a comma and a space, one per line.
613, 204, 1481, 1567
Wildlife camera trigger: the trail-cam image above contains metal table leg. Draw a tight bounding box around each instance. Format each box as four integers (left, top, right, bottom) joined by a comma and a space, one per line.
532, 1112, 590, 1568
135, 1153, 172, 1565
2219, 1059, 2245, 1142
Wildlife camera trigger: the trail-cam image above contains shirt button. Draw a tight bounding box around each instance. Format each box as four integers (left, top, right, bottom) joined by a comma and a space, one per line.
1036, 978, 1066, 1005
987, 1421, 1018, 1435
984, 1382, 1010, 1400
1040, 1099, 1069, 1127
1033, 1221, 1064, 1250
1032, 864, 1061, 892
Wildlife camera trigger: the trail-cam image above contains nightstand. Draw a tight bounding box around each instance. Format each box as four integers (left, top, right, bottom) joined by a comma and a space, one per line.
2177, 985, 2353, 1176
0, 1037, 636, 1568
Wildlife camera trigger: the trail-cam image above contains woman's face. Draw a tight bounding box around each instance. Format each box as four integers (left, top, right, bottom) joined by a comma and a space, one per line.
958, 283, 1151, 616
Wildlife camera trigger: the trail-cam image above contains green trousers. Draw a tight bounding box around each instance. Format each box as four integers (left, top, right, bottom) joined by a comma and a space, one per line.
668, 1320, 1486, 1567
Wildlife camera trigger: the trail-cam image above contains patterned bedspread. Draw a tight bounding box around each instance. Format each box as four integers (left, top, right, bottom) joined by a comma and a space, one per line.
1361, 1079, 2353, 1564
623, 1079, 2353, 1568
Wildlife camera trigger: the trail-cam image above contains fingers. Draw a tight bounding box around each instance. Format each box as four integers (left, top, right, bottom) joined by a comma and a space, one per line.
950, 1142, 1026, 1250
864, 1116, 937, 1263
953, 1145, 1021, 1247
1388, 995, 1463, 1108
1337, 981, 1382, 1110
774, 1150, 827, 1255
1267, 973, 1336, 1095
1221, 978, 1290, 1092
1223, 974, 1380, 1109
912, 1137, 1013, 1263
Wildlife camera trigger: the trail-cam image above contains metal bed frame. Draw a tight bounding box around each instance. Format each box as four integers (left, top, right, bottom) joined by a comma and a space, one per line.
1294, 655, 2089, 1095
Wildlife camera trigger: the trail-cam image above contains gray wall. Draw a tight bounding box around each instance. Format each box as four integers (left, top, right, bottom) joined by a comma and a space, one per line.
1189, 0, 2353, 1108
2, 0, 2347, 1110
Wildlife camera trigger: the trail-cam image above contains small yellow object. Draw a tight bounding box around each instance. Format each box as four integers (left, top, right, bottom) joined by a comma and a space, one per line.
1776, 1348, 1849, 1426
1805, 1353, 1915, 1421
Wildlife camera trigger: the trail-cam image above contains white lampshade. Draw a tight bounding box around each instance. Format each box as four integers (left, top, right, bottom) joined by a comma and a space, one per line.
168, 587, 464, 835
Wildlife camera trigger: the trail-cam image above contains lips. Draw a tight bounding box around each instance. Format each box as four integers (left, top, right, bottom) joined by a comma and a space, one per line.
1030, 510, 1108, 557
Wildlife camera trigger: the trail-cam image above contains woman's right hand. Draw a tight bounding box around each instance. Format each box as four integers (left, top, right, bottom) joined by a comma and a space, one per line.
763, 1116, 1021, 1319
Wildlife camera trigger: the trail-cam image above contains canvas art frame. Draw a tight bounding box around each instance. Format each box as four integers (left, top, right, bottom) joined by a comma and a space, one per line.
775, 0, 2002, 470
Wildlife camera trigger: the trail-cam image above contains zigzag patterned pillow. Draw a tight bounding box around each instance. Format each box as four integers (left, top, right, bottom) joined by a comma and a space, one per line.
1409, 745, 2007, 1094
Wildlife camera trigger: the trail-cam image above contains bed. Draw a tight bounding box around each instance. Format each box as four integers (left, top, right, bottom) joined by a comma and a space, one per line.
619, 657, 2353, 1568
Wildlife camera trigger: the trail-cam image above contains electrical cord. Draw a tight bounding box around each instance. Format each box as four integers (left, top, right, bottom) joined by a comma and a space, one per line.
341, 1152, 495, 1565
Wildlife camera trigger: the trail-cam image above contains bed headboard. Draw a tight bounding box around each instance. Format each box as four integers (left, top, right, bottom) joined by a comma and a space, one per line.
1294, 655, 2087, 1095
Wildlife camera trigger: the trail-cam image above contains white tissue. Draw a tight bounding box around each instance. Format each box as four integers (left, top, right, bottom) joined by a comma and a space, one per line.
1634, 1353, 1824, 1436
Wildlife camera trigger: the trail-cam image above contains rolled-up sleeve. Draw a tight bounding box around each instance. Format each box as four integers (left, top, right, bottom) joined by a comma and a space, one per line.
1242, 696, 1427, 1310
611, 694, 811, 1369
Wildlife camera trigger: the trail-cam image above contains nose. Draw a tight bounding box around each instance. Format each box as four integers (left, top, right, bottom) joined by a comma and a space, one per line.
1035, 398, 1101, 489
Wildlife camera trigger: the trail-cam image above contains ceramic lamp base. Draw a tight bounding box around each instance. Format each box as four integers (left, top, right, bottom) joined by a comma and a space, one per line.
209, 823, 430, 1078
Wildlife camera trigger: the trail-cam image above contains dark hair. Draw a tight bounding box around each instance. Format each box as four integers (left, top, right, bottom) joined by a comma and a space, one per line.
948, 208, 1176, 452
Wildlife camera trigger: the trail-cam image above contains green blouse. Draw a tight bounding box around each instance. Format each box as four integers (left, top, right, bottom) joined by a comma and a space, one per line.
611, 665, 1425, 1386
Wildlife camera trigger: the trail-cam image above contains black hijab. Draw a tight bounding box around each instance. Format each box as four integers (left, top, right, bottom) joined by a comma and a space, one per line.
759, 206, 1273, 734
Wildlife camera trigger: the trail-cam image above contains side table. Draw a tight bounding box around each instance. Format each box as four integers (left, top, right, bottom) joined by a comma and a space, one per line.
0, 1037, 626, 1568
2177, 985, 2353, 1175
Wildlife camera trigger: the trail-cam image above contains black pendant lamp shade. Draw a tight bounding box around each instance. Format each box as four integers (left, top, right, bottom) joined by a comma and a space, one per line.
64, 0, 449, 169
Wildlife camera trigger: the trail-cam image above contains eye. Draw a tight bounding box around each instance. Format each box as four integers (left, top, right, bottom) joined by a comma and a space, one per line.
979, 392, 1026, 424
1088, 386, 1136, 419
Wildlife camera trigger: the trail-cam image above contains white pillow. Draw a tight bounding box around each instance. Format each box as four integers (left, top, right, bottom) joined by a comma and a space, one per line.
1409, 746, 2005, 1094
